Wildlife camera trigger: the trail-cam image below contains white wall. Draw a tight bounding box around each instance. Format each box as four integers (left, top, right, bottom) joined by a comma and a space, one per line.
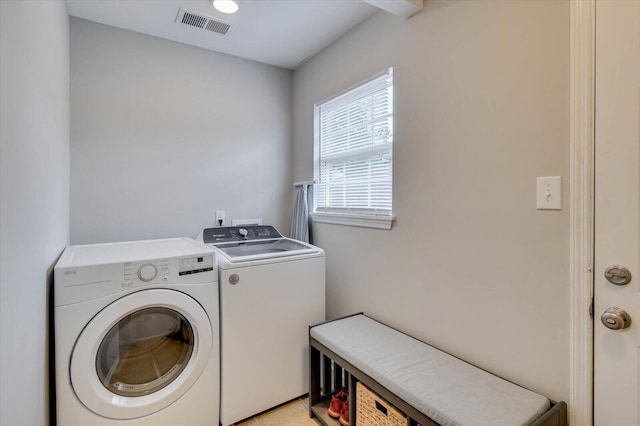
0, 1, 70, 425
70, 19, 293, 244
293, 0, 569, 402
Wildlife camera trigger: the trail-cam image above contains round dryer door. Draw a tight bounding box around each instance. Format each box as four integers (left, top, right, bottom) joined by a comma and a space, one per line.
70, 289, 213, 420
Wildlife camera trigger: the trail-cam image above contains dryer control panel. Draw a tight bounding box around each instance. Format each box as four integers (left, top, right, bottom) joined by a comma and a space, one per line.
203, 225, 282, 244
122, 255, 215, 289
179, 255, 215, 276
54, 237, 217, 306
124, 260, 169, 287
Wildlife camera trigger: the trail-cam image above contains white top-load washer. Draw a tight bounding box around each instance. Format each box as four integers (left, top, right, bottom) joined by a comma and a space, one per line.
197, 225, 325, 426
54, 238, 219, 426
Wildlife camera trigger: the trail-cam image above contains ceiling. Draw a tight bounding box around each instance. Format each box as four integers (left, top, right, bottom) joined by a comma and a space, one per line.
66, 0, 379, 70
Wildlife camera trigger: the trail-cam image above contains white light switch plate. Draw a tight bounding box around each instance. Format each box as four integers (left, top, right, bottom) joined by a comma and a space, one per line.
537, 176, 562, 210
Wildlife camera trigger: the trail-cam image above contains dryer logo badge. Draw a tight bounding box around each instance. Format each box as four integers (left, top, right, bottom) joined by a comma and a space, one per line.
64, 270, 77, 276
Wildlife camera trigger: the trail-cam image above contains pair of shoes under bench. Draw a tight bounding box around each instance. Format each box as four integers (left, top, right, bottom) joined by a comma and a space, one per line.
327, 390, 349, 426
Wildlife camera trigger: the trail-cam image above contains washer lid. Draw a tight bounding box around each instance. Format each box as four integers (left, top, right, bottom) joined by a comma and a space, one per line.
214, 239, 320, 262
70, 289, 213, 420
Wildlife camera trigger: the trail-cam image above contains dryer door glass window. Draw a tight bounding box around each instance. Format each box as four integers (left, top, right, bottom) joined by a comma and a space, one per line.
95, 307, 194, 397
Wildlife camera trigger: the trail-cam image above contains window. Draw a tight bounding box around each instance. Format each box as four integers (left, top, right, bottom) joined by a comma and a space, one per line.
313, 68, 394, 229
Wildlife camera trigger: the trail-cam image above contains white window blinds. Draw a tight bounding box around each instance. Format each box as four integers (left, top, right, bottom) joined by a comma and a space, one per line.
315, 68, 393, 216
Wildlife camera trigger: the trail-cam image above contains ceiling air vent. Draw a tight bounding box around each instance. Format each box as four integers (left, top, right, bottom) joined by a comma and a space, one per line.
176, 8, 231, 35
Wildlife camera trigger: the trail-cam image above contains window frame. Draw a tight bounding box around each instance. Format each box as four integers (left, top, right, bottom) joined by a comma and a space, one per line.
311, 68, 395, 230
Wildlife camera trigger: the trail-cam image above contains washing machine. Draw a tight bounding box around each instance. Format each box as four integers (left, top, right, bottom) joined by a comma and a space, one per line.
54, 237, 219, 426
197, 225, 325, 426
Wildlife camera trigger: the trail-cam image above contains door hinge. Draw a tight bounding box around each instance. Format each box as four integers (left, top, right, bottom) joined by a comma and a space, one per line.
589, 297, 594, 319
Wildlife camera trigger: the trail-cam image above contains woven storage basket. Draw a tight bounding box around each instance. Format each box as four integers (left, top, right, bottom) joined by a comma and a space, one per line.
356, 382, 406, 426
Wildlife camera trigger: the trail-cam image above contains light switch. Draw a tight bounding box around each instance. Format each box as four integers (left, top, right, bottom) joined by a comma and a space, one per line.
536, 176, 562, 210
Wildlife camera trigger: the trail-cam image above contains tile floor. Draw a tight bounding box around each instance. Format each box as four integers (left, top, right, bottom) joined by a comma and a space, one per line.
234, 396, 322, 426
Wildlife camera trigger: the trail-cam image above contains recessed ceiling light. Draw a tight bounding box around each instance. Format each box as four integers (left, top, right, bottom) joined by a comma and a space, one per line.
211, 0, 239, 14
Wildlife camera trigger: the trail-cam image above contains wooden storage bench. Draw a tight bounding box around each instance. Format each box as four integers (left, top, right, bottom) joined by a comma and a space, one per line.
309, 314, 567, 426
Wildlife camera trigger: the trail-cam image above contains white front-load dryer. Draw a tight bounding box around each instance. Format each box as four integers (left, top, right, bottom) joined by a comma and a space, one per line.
54, 238, 219, 426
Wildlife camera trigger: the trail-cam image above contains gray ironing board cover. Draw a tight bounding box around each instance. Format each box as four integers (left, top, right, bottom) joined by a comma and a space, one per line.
310, 314, 550, 426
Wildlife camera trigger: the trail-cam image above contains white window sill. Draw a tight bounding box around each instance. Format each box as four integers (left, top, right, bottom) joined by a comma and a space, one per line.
311, 212, 395, 230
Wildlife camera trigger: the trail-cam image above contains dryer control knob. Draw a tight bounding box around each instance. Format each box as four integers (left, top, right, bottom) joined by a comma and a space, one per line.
137, 263, 158, 282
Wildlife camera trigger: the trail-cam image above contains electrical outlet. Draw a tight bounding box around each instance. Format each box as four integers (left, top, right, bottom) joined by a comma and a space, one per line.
215, 211, 225, 226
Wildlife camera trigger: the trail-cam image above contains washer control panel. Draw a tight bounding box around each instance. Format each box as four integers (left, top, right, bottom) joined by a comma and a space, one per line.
203, 225, 282, 244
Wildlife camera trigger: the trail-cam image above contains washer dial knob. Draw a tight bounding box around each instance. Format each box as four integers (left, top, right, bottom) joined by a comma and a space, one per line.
137, 263, 158, 282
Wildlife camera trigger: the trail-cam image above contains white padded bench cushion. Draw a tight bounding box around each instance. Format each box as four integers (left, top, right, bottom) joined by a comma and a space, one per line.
310, 315, 550, 426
